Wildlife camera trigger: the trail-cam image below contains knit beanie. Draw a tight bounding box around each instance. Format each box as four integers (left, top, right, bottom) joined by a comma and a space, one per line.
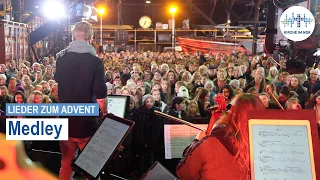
229, 79, 240, 89
142, 94, 155, 105
177, 86, 190, 99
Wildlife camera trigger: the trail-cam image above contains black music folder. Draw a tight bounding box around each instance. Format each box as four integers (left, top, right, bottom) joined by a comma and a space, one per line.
141, 161, 178, 180
72, 114, 134, 180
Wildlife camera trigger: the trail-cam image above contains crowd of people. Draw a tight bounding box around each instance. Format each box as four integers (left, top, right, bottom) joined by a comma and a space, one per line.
1, 42, 320, 178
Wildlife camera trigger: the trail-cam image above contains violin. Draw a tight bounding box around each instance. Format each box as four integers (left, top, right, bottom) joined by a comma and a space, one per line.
0, 133, 58, 180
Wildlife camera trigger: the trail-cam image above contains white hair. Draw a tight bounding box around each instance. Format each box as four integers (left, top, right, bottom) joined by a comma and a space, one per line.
161, 63, 169, 69
0, 74, 6, 81
126, 81, 137, 89
204, 80, 214, 90
269, 66, 278, 75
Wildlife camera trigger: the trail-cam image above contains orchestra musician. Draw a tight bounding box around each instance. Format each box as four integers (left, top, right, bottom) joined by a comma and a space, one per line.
176, 94, 265, 180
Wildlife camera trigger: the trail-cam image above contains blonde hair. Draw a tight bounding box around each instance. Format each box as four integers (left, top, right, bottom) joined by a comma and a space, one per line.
0, 74, 7, 81
188, 100, 200, 116
50, 83, 58, 97
235, 88, 243, 95
27, 90, 43, 103
285, 98, 300, 109
39, 81, 48, 86
121, 86, 130, 94
0, 85, 8, 96
198, 65, 208, 75
127, 81, 137, 89
43, 95, 52, 103
217, 69, 227, 79
181, 71, 192, 82
34, 85, 43, 93
21, 75, 31, 87
72, 21, 93, 41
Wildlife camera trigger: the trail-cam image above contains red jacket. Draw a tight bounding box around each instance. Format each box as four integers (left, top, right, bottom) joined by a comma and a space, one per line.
176, 125, 246, 180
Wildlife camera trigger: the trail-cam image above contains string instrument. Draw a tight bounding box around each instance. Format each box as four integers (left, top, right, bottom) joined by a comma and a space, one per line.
0, 133, 58, 180
268, 92, 284, 110
154, 110, 205, 131
154, 94, 227, 134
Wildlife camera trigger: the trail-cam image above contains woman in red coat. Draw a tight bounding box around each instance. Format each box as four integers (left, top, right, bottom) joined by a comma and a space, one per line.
176, 94, 265, 180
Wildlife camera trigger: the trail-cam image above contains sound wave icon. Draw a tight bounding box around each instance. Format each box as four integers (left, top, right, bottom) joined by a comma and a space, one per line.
280, 13, 314, 28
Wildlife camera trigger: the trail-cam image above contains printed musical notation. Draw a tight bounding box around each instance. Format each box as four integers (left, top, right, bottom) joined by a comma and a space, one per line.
108, 97, 127, 118
256, 140, 303, 148
258, 156, 306, 163
164, 124, 208, 159
259, 150, 305, 155
74, 117, 130, 177
251, 125, 313, 180
258, 129, 303, 137
259, 165, 304, 174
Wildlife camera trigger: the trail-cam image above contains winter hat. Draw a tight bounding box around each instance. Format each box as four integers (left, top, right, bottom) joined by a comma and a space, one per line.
177, 86, 190, 100
142, 94, 155, 105
229, 79, 240, 89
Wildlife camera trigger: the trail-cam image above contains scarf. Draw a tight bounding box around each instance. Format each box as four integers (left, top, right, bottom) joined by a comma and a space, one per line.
56, 40, 97, 59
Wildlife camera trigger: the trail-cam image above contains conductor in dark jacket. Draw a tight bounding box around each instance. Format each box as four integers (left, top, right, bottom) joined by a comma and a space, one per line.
54, 21, 108, 180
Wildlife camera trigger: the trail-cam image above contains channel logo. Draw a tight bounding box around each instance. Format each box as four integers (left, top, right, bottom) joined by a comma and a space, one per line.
6, 118, 68, 140
279, 6, 315, 42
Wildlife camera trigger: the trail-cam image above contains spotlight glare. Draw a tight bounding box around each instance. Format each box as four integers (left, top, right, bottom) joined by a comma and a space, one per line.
98, 7, 105, 15
43, 1, 65, 20
146, 1, 151, 4
169, 6, 177, 14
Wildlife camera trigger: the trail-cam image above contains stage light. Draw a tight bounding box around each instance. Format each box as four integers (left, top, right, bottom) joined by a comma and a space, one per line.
43, 1, 65, 20
98, 7, 105, 15
169, 6, 177, 14
169, 5, 177, 51
227, 19, 231, 24
146, 1, 151, 3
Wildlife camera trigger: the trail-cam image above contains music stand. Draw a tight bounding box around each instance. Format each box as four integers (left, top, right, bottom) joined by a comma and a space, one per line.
141, 161, 178, 180
107, 95, 130, 118
248, 110, 320, 180
72, 114, 134, 180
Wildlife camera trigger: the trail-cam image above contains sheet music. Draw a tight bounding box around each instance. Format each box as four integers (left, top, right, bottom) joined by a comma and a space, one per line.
74, 117, 130, 177
142, 162, 177, 180
108, 96, 127, 118
164, 124, 208, 159
252, 125, 313, 180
